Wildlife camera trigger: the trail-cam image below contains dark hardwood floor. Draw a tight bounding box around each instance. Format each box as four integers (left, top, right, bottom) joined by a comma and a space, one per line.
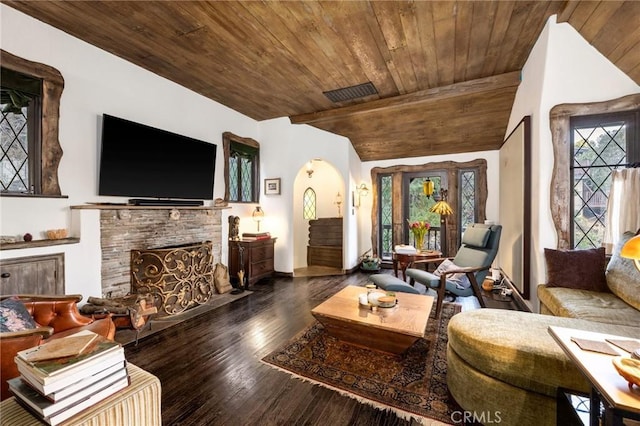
124, 271, 429, 426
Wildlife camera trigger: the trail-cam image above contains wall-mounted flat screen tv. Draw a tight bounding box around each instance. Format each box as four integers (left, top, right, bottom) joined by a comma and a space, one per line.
98, 114, 217, 200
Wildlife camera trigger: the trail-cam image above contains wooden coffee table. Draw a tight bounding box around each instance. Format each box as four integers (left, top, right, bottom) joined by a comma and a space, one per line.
311, 285, 434, 355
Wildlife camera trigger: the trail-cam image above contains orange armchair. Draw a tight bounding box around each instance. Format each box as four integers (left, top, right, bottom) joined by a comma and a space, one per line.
0, 294, 116, 401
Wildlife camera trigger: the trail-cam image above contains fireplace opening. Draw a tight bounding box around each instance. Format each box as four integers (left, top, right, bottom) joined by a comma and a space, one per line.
131, 241, 214, 316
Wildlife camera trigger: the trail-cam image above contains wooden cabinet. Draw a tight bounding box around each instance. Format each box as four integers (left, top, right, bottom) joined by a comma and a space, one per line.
0, 254, 65, 295
307, 218, 342, 269
228, 238, 276, 288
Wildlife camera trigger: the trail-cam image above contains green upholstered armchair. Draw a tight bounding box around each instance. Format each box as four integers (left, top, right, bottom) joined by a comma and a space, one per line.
406, 223, 502, 317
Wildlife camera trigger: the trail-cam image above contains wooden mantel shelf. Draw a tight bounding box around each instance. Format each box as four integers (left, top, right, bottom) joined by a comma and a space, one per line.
71, 204, 230, 210
0, 237, 80, 251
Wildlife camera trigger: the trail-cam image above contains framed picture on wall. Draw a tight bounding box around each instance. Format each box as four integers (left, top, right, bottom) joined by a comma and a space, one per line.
264, 178, 281, 195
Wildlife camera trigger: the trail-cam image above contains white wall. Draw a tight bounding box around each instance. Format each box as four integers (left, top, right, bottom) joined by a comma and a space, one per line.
359, 150, 501, 256
0, 5, 258, 298
505, 15, 640, 311
257, 118, 360, 273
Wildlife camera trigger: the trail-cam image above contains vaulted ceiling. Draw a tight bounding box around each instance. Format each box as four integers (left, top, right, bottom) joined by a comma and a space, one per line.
4, 1, 640, 161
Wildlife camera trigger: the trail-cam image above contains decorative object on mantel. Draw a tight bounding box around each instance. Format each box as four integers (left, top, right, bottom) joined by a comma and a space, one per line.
45, 228, 67, 239
22, 233, 32, 242
0, 236, 17, 244
169, 208, 180, 221
214, 197, 228, 207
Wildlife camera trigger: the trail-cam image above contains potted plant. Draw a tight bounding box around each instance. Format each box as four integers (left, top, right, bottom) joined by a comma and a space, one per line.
359, 249, 381, 272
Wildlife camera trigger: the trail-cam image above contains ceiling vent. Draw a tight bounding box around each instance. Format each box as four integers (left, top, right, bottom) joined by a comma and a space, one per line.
323, 82, 378, 103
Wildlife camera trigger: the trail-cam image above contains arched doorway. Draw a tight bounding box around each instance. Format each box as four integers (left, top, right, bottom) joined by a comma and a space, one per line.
292, 159, 345, 277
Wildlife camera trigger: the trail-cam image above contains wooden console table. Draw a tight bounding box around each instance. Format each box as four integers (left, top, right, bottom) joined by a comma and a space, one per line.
392, 250, 441, 281
228, 238, 276, 288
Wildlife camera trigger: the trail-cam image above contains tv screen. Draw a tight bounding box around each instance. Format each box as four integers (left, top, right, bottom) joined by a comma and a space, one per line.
98, 114, 216, 200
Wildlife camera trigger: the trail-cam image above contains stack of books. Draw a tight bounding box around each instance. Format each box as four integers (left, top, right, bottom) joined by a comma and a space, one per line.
394, 244, 417, 254
8, 330, 129, 426
242, 232, 271, 241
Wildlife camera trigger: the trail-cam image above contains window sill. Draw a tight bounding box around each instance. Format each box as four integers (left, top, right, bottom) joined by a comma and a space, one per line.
0, 237, 79, 251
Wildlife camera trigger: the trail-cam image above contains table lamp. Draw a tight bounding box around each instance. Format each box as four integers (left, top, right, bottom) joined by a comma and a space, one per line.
621, 234, 640, 271
252, 206, 264, 232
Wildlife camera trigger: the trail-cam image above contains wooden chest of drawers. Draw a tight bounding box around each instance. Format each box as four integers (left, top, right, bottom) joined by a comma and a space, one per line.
228, 238, 276, 288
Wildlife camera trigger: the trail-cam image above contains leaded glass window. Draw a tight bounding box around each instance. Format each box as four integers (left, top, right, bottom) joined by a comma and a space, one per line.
459, 170, 477, 234
570, 112, 639, 249
225, 136, 259, 203
379, 175, 393, 260
303, 187, 316, 219
1, 68, 42, 194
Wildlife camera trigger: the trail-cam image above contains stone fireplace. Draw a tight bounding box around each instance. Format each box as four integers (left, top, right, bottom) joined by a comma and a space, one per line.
81, 206, 224, 299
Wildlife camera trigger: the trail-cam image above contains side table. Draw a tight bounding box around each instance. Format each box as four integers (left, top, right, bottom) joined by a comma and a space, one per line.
392, 250, 441, 281
548, 326, 640, 426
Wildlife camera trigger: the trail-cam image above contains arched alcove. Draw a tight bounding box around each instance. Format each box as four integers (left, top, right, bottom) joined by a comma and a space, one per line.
292, 159, 344, 276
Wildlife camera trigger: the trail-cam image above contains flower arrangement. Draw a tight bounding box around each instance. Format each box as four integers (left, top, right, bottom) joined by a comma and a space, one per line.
408, 220, 430, 251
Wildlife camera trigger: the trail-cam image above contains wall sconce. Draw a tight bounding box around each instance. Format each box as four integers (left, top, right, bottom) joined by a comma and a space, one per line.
334, 192, 343, 217
252, 206, 265, 231
306, 161, 314, 178
621, 234, 640, 271
357, 183, 369, 197
423, 178, 434, 198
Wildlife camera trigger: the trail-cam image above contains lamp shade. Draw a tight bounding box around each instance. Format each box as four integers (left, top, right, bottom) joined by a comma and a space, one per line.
621, 234, 640, 270
252, 206, 264, 231
430, 200, 453, 216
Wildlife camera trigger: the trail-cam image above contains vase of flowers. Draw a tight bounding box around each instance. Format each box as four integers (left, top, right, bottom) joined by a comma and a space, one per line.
408, 220, 430, 252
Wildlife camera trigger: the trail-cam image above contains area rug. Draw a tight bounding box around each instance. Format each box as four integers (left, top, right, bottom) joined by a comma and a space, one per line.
261, 302, 462, 424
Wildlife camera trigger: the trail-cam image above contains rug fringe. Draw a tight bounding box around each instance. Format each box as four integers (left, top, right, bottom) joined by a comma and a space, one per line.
260, 359, 451, 426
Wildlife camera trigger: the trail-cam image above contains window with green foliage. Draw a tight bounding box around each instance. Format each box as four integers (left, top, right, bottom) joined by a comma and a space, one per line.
459, 169, 477, 234
1, 68, 42, 194
378, 174, 393, 259
223, 132, 259, 203
570, 111, 639, 249
303, 187, 316, 219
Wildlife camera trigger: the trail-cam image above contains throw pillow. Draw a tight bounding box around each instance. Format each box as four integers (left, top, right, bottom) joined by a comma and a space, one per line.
434, 259, 471, 290
606, 231, 640, 310
544, 247, 608, 292
0, 298, 37, 333
461, 226, 491, 248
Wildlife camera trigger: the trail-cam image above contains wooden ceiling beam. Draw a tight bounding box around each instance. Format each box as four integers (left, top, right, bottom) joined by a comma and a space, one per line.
290, 70, 521, 125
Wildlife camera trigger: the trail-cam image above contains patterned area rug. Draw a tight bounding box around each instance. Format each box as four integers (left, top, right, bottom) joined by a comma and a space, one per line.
262, 302, 462, 424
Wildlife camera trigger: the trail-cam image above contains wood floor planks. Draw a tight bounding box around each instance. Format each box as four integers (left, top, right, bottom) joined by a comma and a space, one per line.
124, 271, 427, 425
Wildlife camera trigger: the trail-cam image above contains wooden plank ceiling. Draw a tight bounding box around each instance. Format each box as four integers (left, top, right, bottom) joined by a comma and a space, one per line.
5, 1, 639, 161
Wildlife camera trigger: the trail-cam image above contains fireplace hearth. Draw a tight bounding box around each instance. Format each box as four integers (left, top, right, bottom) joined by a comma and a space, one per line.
131, 241, 215, 316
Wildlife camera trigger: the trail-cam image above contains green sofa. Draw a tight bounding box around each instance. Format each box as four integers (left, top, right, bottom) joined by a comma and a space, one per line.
447, 233, 640, 426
